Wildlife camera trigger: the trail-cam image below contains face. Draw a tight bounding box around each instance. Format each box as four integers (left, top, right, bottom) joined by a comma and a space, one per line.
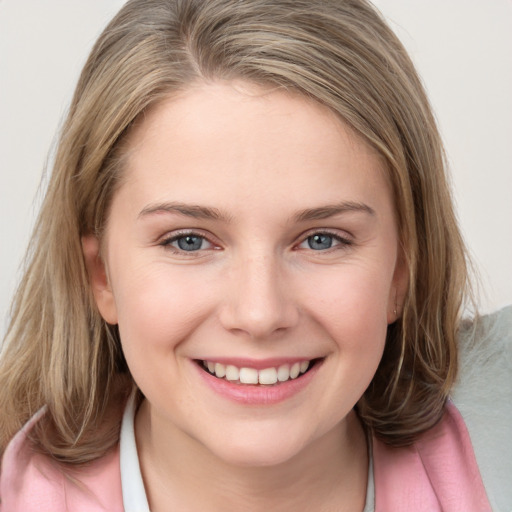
84, 81, 406, 467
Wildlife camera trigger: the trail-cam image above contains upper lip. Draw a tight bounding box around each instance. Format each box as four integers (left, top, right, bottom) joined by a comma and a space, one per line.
195, 357, 321, 370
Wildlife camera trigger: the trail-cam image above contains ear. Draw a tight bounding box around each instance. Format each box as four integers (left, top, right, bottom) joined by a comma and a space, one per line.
387, 246, 409, 324
81, 235, 118, 325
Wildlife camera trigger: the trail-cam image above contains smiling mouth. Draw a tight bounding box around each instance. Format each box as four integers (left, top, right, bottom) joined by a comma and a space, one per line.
197, 359, 319, 385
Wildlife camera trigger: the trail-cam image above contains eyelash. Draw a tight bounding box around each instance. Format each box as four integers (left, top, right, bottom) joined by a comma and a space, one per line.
296, 230, 353, 252
159, 230, 217, 255
158, 229, 353, 255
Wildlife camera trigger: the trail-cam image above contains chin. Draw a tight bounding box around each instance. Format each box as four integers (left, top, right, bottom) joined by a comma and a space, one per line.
213, 442, 303, 468
199, 423, 318, 469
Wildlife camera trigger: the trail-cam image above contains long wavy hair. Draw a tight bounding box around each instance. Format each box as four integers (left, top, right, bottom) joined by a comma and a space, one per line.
0, 0, 470, 463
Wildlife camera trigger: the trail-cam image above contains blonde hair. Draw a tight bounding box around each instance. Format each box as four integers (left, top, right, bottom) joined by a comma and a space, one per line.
0, 0, 470, 463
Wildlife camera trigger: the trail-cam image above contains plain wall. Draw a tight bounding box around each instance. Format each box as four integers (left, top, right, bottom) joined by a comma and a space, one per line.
1, 1, 511, 337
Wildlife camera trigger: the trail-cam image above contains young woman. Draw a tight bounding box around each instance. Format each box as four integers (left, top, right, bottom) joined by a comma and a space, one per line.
0, 1, 509, 510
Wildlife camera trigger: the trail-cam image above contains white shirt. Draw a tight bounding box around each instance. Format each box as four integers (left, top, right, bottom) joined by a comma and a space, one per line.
120, 395, 151, 511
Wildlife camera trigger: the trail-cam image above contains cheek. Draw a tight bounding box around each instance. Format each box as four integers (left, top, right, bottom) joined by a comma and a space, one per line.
294, 264, 391, 428
111, 263, 216, 354
308, 261, 392, 321
302, 262, 392, 360
111, 264, 220, 398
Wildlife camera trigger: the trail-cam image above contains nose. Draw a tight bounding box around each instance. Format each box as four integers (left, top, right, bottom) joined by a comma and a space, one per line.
219, 252, 299, 339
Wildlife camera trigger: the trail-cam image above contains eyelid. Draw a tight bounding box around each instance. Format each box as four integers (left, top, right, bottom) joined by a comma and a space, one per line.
295, 228, 354, 250
158, 229, 221, 253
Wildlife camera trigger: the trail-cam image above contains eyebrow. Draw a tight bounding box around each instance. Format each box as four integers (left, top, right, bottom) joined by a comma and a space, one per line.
293, 201, 376, 222
138, 201, 232, 222
138, 200, 375, 223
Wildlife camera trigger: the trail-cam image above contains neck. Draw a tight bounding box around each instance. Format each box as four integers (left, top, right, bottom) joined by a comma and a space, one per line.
135, 400, 368, 512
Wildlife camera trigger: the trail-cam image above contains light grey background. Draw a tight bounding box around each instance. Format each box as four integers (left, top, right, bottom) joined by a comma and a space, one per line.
1, 1, 511, 337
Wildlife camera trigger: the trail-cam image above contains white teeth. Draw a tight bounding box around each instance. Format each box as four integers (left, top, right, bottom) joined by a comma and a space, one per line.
225, 365, 239, 381
239, 367, 259, 384
290, 362, 300, 379
204, 360, 313, 385
214, 362, 226, 378
259, 367, 278, 385
277, 364, 290, 382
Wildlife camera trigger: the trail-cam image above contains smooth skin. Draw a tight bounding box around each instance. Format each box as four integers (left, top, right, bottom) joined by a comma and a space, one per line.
83, 81, 407, 511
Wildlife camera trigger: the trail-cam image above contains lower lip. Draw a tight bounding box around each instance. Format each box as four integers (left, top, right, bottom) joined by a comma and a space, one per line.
194, 360, 322, 405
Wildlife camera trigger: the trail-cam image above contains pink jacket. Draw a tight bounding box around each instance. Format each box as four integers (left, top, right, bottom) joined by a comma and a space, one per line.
0, 402, 490, 511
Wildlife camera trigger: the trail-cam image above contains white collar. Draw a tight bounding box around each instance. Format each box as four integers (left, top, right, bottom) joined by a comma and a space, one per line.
120, 393, 151, 512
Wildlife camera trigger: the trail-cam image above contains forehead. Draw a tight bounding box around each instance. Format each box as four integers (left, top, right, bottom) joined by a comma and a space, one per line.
115, 81, 391, 216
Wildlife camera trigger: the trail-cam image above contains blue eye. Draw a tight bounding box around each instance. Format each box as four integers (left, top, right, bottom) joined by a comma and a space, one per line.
297, 231, 352, 252
307, 233, 334, 250
162, 233, 213, 252
175, 235, 205, 251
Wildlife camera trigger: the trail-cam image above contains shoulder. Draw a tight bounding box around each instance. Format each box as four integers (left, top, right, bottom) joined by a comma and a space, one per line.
0, 409, 123, 512
453, 305, 512, 425
456, 305, 512, 377
0, 408, 67, 511
372, 401, 491, 511
452, 306, 512, 511
452, 305, 512, 442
